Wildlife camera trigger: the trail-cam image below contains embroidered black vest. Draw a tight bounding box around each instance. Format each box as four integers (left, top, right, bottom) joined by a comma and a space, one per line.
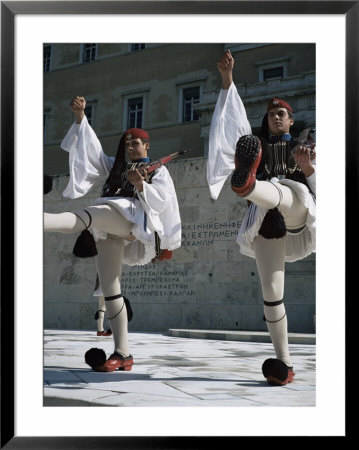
257, 137, 311, 192
255, 134, 313, 239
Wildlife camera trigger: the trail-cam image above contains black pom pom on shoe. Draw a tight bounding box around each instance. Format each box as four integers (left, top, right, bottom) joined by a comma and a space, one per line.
85, 348, 107, 369
262, 358, 288, 381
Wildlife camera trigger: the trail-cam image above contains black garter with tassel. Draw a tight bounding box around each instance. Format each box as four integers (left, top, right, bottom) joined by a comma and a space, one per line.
258, 208, 287, 239
123, 297, 133, 322
73, 229, 98, 257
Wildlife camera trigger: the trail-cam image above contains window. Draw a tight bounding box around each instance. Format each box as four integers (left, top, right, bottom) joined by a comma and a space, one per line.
263, 66, 284, 80
43, 45, 52, 72
131, 44, 146, 52
127, 97, 143, 129
84, 105, 94, 126
122, 89, 148, 130
82, 44, 97, 63
182, 87, 200, 122
256, 57, 289, 82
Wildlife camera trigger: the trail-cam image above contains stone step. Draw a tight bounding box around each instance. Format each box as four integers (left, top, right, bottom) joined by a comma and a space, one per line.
168, 328, 316, 345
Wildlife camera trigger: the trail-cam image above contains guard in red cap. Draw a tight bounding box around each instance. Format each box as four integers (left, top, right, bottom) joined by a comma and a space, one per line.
44, 96, 181, 372
266, 97, 293, 114
125, 128, 150, 140
208, 50, 316, 386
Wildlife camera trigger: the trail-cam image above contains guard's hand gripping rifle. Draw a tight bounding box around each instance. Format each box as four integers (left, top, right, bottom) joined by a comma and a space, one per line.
291, 128, 316, 158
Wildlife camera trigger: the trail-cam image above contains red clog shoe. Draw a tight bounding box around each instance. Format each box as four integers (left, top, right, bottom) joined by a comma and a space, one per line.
97, 329, 112, 336
95, 353, 134, 372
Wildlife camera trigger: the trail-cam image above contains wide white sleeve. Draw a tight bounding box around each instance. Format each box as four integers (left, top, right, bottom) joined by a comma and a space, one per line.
207, 82, 252, 200
61, 116, 114, 199
305, 157, 316, 196
137, 166, 174, 215
136, 166, 181, 249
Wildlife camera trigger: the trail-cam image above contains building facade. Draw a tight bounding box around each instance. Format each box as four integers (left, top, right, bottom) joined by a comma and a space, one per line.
44, 43, 315, 172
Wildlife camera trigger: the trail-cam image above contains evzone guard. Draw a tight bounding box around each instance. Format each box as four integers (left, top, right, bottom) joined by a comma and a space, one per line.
44, 96, 181, 372
207, 50, 316, 386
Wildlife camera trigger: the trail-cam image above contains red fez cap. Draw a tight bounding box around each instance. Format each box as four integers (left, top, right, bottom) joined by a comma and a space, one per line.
267, 97, 293, 114
124, 128, 150, 140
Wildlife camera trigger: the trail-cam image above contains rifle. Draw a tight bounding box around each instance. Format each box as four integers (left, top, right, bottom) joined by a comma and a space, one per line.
131, 150, 191, 175
109, 149, 191, 196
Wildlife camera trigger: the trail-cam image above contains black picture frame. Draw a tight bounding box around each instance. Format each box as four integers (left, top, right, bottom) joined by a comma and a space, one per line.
1, 1, 354, 447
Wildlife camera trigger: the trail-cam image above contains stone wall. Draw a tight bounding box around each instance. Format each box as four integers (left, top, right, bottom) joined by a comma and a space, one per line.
44, 157, 316, 333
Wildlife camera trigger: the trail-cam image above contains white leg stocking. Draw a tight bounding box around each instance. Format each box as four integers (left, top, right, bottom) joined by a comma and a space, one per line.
44, 205, 133, 357
95, 236, 129, 357
105, 295, 129, 357
246, 180, 308, 229
263, 302, 292, 367
44, 211, 89, 233
44, 205, 132, 237
254, 234, 292, 368
97, 296, 106, 332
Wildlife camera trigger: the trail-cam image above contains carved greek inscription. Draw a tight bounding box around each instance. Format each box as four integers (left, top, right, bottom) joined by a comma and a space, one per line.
121, 264, 196, 297
121, 221, 242, 298
181, 221, 241, 246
